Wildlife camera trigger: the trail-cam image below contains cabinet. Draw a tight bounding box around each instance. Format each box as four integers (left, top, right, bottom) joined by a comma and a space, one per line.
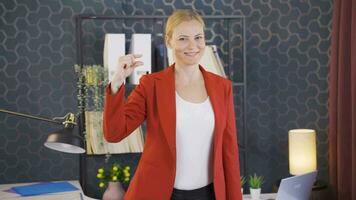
75, 14, 246, 198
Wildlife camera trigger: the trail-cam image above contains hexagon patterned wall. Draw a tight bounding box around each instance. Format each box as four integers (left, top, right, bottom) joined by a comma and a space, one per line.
0, 0, 331, 197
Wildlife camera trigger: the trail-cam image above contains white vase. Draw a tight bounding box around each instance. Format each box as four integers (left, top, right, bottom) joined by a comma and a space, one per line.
250, 188, 261, 200
241, 187, 244, 194
102, 182, 125, 200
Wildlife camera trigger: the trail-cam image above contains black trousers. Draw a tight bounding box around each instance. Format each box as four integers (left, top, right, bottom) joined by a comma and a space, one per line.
170, 183, 216, 200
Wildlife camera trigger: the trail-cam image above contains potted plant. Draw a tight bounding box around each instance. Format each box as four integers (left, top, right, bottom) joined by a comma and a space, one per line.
96, 163, 131, 200
240, 176, 246, 194
248, 173, 264, 200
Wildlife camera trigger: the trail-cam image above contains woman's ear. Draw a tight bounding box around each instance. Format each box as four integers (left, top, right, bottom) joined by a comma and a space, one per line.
166, 36, 172, 49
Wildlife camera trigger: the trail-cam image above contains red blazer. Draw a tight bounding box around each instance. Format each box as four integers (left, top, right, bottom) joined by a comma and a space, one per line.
103, 65, 242, 200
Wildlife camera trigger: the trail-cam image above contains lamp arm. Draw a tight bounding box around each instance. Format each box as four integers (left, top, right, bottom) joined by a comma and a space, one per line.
0, 109, 63, 125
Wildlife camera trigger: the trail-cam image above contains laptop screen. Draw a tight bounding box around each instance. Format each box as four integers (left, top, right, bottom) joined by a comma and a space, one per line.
276, 171, 317, 200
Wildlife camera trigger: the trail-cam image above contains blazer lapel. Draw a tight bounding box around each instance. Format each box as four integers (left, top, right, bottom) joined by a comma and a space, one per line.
200, 65, 225, 165
155, 66, 176, 160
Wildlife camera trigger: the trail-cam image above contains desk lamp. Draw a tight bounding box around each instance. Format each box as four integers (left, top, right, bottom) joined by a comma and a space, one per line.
0, 109, 85, 154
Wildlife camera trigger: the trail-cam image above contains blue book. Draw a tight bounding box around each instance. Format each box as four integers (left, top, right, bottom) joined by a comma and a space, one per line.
11, 181, 79, 196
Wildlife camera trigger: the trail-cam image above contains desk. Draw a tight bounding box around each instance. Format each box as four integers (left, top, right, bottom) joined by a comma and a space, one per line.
0, 180, 96, 200
243, 193, 277, 200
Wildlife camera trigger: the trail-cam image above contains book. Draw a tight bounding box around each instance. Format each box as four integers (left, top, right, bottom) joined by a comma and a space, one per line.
211, 45, 227, 77
11, 182, 79, 196
128, 34, 152, 84
154, 44, 169, 71
103, 34, 126, 82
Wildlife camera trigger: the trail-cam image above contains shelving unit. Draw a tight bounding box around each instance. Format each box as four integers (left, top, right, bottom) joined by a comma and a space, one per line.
75, 14, 247, 198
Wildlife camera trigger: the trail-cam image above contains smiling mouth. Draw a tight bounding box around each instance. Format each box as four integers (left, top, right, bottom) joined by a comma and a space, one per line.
184, 52, 199, 56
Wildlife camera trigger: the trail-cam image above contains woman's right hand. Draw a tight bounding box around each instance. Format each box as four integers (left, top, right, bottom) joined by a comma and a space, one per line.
110, 54, 143, 94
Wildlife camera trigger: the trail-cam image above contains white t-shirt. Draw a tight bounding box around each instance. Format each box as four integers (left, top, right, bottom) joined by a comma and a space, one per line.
174, 91, 215, 190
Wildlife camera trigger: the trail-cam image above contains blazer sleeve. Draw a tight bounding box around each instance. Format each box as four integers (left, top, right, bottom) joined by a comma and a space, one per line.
103, 75, 148, 143
222, 81, 242, 200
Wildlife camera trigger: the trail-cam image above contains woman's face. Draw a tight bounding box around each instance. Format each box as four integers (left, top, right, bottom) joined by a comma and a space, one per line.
168, 20, 206, 67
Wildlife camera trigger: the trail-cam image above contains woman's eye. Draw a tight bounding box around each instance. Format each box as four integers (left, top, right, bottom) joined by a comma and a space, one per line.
195, 36, 203, 40
178, 38, 186, 41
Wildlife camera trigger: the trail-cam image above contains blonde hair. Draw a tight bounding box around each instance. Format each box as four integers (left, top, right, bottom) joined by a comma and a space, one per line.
165, 9, 205, 45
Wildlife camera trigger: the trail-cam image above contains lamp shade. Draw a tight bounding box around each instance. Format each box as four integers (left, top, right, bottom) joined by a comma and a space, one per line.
289, 129, 317, 175
0, 109, 85, 154
44, 127, 85, 154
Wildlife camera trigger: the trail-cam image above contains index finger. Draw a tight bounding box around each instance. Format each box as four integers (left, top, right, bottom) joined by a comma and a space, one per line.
133, 54, 142, 58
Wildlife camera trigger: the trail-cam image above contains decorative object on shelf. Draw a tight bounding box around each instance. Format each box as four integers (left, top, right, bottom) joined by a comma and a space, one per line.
240, 175, 246, 194
74, 64, 145, 155
0, 109, 85, 154
102, 181, 125, 200
248, 173, 264, 200
289, 129, 317, 175
96, 163, 130, 200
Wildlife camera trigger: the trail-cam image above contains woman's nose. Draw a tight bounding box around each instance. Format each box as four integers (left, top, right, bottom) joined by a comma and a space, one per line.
187, 39, 197, 49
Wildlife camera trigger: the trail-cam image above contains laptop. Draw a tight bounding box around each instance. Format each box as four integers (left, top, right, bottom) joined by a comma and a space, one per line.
243, 171, 317, 200
274, 171, 317, 200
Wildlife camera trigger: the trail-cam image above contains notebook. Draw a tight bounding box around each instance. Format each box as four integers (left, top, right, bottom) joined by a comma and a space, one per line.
11, 181, 79, 196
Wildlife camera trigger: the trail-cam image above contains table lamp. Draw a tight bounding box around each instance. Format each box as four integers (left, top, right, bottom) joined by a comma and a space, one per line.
0, 109, 85, 154
274, 129, 325, 193
289, 129, 317, 175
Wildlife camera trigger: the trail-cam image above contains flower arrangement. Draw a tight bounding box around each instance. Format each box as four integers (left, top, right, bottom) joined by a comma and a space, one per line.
96, 163, 131, 188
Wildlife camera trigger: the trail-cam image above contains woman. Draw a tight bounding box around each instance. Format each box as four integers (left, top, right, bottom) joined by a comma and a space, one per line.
103, 9, 242, 200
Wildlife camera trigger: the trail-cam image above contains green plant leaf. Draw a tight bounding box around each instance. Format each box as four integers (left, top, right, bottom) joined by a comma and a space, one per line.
248, 173, 264, 189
